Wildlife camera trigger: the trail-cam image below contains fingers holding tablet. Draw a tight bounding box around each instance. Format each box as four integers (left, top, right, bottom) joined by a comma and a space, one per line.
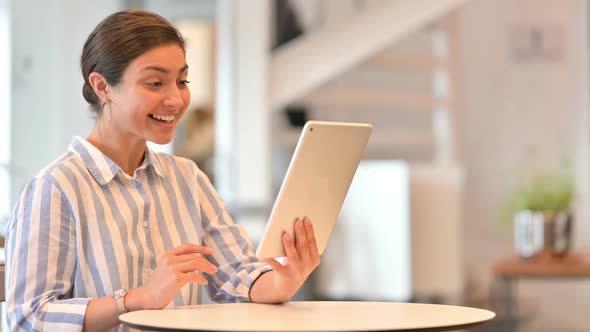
291, 217, 321, 271
303, 218, 321, 267
294, 218, 308, 260
262, 217, 322, 299
293, 217, 319, 268
282, 227, 299, 262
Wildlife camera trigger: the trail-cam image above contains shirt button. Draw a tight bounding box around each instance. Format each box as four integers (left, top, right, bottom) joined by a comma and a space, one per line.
143, 220, 148, 227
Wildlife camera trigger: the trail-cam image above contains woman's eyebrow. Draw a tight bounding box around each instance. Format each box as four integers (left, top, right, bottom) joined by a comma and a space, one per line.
141, 64, 189, 74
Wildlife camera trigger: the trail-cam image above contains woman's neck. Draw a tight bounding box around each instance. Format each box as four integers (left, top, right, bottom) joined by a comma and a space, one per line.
86, 124, 146, 177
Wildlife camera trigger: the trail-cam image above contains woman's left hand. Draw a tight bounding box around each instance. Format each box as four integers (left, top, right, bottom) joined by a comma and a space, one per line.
263, 216, 321, 301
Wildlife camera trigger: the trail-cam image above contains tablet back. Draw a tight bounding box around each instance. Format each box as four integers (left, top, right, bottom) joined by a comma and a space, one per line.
256, 121, 372, 258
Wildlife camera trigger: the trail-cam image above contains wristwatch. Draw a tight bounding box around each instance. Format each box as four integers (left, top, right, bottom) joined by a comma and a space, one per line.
113, 289, 128, 314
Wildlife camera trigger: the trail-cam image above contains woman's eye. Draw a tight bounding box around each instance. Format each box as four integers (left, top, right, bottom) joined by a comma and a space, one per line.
178, 80, 190, 87
146, 82, 162, 87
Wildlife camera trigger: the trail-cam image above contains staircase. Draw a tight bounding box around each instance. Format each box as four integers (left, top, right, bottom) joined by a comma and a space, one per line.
271, 0, 467, 163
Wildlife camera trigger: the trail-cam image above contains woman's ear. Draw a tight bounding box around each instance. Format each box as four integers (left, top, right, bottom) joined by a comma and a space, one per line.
88, 72, 111, 103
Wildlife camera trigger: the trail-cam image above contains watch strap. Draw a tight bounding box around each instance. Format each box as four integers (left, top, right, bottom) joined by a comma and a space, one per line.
114, 289, 128, 314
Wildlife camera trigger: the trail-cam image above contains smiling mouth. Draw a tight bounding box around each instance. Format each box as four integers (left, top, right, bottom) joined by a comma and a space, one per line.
149, 114, 175, 123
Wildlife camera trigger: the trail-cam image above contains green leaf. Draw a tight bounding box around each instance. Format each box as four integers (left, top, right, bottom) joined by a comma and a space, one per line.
498, 161, 574, 226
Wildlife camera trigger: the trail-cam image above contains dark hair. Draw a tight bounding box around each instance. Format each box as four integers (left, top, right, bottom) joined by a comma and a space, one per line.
81, 9, 186, 115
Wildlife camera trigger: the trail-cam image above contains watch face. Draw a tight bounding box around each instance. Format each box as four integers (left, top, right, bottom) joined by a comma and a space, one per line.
115, 289, 126, 299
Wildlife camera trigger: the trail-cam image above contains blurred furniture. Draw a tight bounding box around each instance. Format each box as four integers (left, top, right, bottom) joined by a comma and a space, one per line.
314, 162, 464, 304
120, 301, 495, 332
491, 251, 590, 332
410, 164, 464, 304
315, 161, 411, 301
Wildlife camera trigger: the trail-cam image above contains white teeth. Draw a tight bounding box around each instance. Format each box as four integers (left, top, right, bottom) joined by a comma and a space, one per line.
151, 114, 175, 122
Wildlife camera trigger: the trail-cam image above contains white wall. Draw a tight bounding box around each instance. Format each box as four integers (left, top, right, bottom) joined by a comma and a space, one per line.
215, 0, 272, 218
9, 0, 120, 205
458, 0, 589, 331
0, 0, 11, 227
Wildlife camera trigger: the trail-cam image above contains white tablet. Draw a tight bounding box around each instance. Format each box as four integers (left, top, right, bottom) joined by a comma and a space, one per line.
256, 121, 372, 258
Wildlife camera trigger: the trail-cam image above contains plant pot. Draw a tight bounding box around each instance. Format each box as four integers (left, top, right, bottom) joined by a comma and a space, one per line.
513, 210, 572, 258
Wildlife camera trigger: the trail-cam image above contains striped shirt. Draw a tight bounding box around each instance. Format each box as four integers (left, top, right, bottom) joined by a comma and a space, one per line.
5, 136, 271, 332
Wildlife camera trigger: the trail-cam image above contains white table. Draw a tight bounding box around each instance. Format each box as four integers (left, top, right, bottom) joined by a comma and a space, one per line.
119, 301, 495, 332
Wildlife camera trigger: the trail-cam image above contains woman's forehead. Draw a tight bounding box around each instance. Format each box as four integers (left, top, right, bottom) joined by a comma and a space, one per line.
128, 44, 187, 74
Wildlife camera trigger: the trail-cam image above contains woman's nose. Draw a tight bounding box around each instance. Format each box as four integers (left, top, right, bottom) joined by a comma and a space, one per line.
164, 86, 184, 109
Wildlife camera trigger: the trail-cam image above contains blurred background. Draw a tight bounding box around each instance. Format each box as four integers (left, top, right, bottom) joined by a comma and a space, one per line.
1, 0, 590, 331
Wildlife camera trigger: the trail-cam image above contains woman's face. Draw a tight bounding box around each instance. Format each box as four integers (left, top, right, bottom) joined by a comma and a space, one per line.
108, 43, 190, 145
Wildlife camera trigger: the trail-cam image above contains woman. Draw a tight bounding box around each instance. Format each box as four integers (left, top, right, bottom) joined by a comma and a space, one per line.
5, 9, 320, 332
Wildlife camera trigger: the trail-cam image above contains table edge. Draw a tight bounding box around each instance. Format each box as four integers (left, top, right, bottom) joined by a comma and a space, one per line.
121, 314, 496, 332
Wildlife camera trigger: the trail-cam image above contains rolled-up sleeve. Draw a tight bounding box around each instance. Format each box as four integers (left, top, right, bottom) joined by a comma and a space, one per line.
5, 176, 90, 332
195, 169, 271, 303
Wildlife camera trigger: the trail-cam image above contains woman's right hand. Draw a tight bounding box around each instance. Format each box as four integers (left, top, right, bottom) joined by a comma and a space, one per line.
128, 244, 217, 310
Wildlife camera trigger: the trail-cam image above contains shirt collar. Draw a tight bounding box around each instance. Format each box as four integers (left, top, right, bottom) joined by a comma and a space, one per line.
144, 146, 166, 179
68, 136, 166, 185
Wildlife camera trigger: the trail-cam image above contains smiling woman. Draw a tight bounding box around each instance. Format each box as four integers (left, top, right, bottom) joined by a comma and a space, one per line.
4, 9, 320, 332
81, 12, 191, 161
86, 44, 190, 156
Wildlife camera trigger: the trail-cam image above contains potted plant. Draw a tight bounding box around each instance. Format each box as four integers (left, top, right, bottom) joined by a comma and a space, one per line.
500, 161, 574, 259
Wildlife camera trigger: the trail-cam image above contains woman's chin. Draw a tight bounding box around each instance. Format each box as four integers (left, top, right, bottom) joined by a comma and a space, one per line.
149, 135, 174, 146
